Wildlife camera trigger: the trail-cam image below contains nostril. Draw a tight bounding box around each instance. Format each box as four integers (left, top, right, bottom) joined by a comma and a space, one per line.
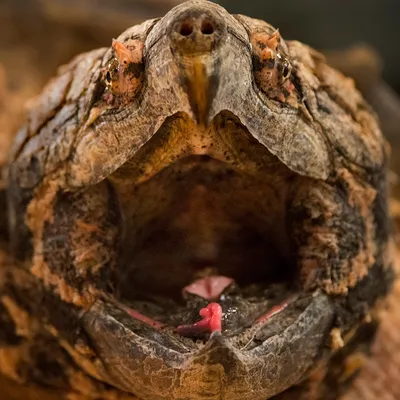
178, 21, 194, 36
200, 19, 214, 35
170, 12, 225, 55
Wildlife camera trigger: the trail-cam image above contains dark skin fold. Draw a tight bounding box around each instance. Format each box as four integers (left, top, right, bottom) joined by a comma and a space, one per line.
0, 1, 394, 399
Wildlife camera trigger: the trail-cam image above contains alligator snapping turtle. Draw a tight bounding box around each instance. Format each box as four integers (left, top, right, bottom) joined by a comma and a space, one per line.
0, 1, 395, 399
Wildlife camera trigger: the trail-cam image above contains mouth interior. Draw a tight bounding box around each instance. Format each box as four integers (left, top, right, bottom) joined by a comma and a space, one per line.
111, 153, 300, 341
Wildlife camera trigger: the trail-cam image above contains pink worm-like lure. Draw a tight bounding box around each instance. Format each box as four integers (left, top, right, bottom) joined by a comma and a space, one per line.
177, 302, 222, 337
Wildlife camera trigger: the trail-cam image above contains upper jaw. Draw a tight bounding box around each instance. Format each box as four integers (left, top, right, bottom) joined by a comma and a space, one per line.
143, 0, 252, 126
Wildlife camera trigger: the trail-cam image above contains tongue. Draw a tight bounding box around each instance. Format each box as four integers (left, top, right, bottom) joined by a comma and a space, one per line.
183, 276, 234, 300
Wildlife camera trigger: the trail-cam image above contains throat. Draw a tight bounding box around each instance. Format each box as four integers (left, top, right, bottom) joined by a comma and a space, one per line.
116, 156, 295, 303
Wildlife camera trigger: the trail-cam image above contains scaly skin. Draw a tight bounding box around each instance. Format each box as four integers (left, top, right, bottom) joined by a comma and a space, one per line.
0, 1, 395, 399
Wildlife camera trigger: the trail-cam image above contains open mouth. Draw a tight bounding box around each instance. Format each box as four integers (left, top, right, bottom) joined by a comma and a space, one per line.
111, 151, 304, 345
104, 112, 306, 343
79, 114, 335, 398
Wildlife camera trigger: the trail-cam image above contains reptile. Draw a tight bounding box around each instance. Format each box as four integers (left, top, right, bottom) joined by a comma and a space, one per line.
0, 1, 395, 399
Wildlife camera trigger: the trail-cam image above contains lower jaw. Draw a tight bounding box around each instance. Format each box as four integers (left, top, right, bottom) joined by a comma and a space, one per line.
81, 289, 334, 400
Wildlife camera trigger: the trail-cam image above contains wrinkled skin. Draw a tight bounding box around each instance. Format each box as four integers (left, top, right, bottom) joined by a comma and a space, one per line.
0, 1, 394, 399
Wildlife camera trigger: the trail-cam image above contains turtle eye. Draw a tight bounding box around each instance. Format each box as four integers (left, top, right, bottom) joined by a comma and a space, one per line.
250, 30, 294, 101
281, 58, 292, 80
103, 39, 144, 98
104, 58, 120, 87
